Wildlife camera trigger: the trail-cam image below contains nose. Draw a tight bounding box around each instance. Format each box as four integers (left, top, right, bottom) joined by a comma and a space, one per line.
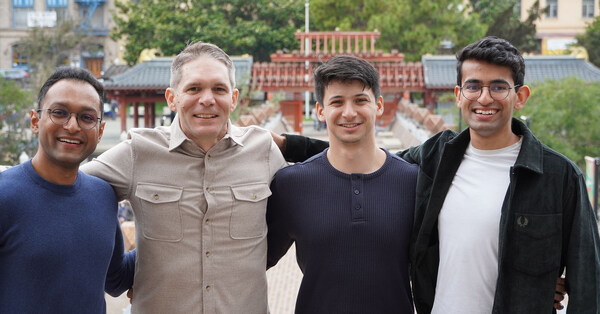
198, 89, 215, 106
341, 102, 357, 119
477, 86, 494, 104
63, 113, 81, 132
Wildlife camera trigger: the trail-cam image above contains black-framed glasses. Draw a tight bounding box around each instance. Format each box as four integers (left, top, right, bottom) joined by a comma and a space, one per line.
36, 108, 101, 130
460, 82, 521, 101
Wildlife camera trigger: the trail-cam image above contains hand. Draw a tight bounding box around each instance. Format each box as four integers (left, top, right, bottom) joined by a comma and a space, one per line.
270, 131, 286, 153
553, 276, 566, 310
127, 286, 134, 304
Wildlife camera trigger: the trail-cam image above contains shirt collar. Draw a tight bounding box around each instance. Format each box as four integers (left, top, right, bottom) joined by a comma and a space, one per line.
168, 114, 245, 152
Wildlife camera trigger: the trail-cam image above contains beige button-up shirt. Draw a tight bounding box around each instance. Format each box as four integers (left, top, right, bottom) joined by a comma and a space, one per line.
82, 116, 286, 313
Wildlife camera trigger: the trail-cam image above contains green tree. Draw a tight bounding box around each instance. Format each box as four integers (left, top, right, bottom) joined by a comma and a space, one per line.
0, 78, 35, 165
518, 77, 600, 169
576, 16, 600, 67
310, 0, 486, 61
112, 0, 304, 64
469, 0, 547, 53
13, 19, 94, 92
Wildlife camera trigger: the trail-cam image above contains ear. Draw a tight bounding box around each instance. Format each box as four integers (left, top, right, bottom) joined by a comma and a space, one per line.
513, 85, 530, 111
30, 109, 40, 134
454, 86, 462, 108
165, 87, 177, 111
317, 102, 325, 122
230, 89, 239, 112
97, 120, 106, 142
375, 95, 384, 118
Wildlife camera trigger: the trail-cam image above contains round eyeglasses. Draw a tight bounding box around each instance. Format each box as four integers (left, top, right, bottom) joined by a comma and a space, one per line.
460, 82, 521, 101
36, 108, 101, 130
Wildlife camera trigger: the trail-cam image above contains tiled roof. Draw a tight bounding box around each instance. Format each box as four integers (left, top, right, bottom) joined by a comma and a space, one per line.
422, 55, 600, 90
103, 56, 253, 90
103, 58, 172, 90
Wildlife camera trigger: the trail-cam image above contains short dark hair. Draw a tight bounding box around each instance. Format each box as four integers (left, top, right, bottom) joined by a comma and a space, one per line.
37, 66, 104, 117
313, 55, 380, 104
456, 36, 525, 89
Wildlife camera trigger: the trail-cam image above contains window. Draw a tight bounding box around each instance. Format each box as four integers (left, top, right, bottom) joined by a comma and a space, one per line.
13, 0, 34, 28
47, 0, 68, 23
12, 44, 29, 69
546, 0, 558, 18
582, 0, 595, 18
79, 4, 104, 30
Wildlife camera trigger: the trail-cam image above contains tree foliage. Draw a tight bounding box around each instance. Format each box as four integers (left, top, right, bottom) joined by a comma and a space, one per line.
518, 77, 600, 169
0, 78, 36, 165
111, 0, 304, 64
576, 16, 600, 67
469, 0, 546, 53
13, 19, 95, 92
310, 0, 486, 61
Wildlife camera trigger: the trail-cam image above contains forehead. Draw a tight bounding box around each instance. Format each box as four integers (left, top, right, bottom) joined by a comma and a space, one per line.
43, 79, 101, 111
179, 56, 231, 87
460, 59, 514, 84
324, 80, 374, 98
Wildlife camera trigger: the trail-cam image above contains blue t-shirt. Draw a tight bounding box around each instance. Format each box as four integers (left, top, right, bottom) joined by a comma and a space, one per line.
0, 161, 135, 313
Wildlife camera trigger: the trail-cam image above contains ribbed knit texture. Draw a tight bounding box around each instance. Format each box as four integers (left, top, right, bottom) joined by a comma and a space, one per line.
267, 149, 417, 314
0, 160, 135, 313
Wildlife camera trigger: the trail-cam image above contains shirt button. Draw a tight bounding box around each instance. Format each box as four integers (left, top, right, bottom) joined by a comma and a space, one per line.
153, 193, 159, 200
252, 193, 257, 200
205, 251, 211, 257
207, 154, 211, 159
355, 205, 361, 210
205, 219, 210, 225
353, 189, 360, 195
206, 187, 211, 192
206, 285, 211, 291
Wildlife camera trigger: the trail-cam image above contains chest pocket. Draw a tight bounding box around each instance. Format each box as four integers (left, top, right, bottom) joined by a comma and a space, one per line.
230, 183, 271, 239
135, 183, 184, 242
511, 213, 562, 275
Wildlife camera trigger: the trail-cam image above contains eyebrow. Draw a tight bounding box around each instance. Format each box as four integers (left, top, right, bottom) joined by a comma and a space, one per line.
327, 92, 370, 101
464, 78, 510, 85
48, 102, 100, 113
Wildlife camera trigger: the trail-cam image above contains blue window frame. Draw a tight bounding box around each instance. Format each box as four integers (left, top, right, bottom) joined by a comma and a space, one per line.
47, 0, 68, 7
13, 0, 34, 7
13, 0, 34, 28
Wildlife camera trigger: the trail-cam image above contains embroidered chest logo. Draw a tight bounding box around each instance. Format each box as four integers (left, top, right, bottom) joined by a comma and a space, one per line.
517, 216, 529, 228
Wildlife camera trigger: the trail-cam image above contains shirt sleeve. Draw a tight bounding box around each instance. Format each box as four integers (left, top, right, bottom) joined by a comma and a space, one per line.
266, 176, 294, 269
282, 134, 329, 163
81, 140, 134, 201
563, 171, 600, 312
104, 217, 136, 297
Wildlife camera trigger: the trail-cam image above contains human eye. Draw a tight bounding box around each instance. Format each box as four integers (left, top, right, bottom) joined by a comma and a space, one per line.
463, 83, 480, 92
490, 83, 509, 92
186, 86, 199, 93
79, 113, 97, 124
50, 108, 69, 118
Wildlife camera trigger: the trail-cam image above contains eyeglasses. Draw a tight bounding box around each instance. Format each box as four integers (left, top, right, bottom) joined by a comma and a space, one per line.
36, 108, 101, 130
460, 82, 521, 101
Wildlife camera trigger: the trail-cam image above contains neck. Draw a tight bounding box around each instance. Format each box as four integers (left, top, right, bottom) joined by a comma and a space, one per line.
31, 155, 79, 185
327, 141, 386, 174
470, 130, 521, 150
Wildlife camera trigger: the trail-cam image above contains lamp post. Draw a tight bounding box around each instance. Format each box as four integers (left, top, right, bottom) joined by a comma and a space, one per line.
304, 0, 310, 119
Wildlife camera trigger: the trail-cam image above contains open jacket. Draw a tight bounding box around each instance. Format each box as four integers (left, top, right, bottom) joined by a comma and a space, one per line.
283, 118, 600, 313
397, 118, 600, 313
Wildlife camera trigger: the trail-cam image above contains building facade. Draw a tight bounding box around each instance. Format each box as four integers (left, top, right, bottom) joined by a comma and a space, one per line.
520, 0, 599, 54
0, 0, 121, 77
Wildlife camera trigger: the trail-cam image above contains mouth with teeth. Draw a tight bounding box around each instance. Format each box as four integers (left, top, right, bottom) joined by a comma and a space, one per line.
474, 109, 497, 116
339, 122, 361, 128
194, 114, 218, 119
58, 138, 82, 145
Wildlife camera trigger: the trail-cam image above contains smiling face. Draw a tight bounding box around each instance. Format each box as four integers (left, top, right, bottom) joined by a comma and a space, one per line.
166, 56, 238, 151
317, 79, 383, 148
455, 59, 530, 149
31, 79, 104, 170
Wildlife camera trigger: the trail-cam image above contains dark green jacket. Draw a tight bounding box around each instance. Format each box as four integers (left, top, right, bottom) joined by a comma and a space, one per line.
283, 118, 600, 313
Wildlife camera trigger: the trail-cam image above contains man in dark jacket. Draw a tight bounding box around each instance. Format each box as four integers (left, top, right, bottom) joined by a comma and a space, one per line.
275, 36, 599, 313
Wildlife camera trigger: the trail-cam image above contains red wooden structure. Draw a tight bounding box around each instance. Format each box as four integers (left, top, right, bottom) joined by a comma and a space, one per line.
250, 31, 426, 132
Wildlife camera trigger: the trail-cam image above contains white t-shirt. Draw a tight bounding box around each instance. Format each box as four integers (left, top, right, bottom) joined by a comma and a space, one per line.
431, 138, 522, 314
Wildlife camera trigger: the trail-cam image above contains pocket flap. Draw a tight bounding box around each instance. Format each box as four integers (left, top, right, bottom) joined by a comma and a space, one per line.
135, 183, 183, 204
231, 183, 271, 202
